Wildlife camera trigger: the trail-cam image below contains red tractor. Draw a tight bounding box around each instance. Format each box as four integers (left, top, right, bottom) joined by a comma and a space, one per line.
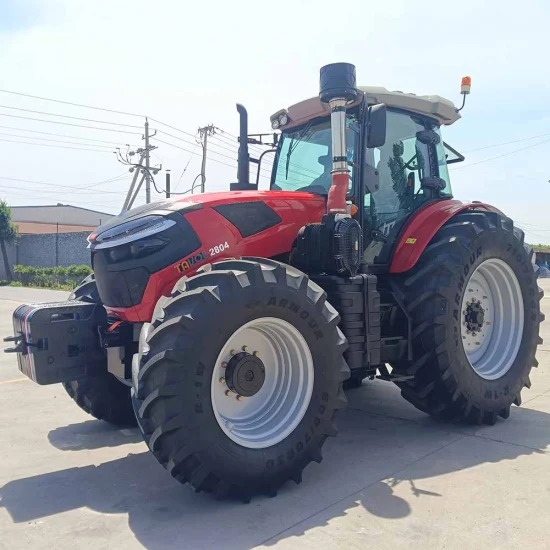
6, 63, 543, 502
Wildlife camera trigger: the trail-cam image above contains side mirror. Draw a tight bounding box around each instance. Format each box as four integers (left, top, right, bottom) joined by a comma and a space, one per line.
366, 104, 386, 148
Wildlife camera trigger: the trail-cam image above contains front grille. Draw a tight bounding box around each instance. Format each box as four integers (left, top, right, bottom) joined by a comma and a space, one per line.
93, 251, 150, 308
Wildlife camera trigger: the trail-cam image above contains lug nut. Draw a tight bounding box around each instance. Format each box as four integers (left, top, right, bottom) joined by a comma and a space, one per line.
225, 390, 233, 397
236, 395, 244, 402
486, 321, 491, 326
475, 342, 481, 345
221, 362, 227, 368
230, 349, 236, 356
219, 377, 226, 384
253, 350, 259, 357
242, 345, 249, 352
468, 289, 473, 292
482, 295, 487, 299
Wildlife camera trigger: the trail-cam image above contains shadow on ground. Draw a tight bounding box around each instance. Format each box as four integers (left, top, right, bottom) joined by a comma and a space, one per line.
47, 420, 142, 451
2, 392, 549, 549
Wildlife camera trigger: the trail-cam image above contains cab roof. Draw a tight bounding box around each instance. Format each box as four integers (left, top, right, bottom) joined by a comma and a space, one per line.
276, 86, 460, 131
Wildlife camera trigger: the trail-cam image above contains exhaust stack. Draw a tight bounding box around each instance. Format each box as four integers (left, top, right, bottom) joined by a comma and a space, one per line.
231, 104, 253, 191
319, 63, 358, 214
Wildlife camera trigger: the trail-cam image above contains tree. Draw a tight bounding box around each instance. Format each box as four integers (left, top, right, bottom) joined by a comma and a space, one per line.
0, 201, 18, 281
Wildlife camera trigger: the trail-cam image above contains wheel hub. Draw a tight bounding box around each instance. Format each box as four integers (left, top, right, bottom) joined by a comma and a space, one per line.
460, 258, 524, 380
211, 317, 314, 449
464, 299, 485, 335
225, 352, 266, 397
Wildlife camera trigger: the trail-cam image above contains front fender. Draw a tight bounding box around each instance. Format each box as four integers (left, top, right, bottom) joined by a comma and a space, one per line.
389, 200, 503, 274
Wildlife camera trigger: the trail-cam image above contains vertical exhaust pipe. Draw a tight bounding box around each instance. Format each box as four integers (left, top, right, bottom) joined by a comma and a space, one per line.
234, 103, 250, 190
319, 63, 358, 214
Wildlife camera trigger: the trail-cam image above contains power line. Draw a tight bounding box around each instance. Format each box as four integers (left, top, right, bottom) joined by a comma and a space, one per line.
205, 136, 242, 155
0, 88, 144, 118
156, 129, 198, 148
0, 132, 122, 149
0, 104, 143, 128
156, 128, 243, 161
0, 181, 125, 203
452, 138, 550, 170
464, 132, 550, 153
0, 113, 143, 134
0, 137, 113, 153
154, 138, 238, 170
174, 145, 197, 192
0, 124, 137, 147
148, 117, 196, 139
0, 175, 129, 194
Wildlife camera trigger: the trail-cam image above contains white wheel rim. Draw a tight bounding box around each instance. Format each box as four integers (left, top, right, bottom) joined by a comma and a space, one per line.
461, 258, 524, 380
211, 317, 314, 449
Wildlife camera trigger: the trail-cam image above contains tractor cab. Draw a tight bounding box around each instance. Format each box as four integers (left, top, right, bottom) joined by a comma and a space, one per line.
267, 85, 465, 264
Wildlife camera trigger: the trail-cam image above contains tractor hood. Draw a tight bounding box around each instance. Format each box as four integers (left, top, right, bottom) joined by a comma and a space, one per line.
89, 190, 327, 322
91, 190, 325, 241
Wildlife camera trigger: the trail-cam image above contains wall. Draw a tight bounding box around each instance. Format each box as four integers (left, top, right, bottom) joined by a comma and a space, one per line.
0, 232, 92, 279
17, 232, 92, 268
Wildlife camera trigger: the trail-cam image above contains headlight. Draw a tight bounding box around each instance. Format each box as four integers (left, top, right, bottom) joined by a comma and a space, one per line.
271, 118, 280, 130
279, 113, 289, 126
93, 215, 176, 249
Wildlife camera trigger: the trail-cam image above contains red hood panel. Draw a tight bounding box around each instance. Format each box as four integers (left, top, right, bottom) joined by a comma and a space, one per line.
107, 191, 326, 322
171, 190, 326, 209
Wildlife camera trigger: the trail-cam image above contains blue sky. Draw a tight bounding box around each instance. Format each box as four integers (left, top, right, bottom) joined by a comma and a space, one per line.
0, 0, 549, 243
0, 0, 42, 32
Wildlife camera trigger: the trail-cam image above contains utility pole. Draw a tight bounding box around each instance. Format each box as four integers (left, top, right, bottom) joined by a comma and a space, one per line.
117, 119, 160, 211
121, 150, 146, 212
165, 170, 171, 198
144, 118, 151, 203
197, 124, 216, 193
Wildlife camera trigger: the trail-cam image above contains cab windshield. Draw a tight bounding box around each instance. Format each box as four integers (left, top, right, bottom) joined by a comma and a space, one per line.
271, 115, 357, 194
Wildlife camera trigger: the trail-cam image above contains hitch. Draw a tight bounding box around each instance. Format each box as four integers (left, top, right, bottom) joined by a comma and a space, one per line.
3, 334, 26, 354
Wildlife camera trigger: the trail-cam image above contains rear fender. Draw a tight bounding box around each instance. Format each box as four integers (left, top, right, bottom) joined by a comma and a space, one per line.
389, 200, 503, 274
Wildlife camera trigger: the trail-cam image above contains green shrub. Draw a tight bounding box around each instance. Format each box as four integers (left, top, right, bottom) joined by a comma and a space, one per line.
13, 264, 92, 290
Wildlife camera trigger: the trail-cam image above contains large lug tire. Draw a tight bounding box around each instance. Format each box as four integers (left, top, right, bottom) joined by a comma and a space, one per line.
393, 211, 544, 425
62, 275, 137, 427
63, 375, 137, 427
132, 258, 349, 501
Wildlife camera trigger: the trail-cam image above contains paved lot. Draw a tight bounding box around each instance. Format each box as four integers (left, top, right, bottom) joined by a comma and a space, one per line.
1, 282, 550, 549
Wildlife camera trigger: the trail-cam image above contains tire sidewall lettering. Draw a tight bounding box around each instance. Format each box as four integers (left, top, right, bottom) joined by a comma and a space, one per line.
449, 230, 539, 404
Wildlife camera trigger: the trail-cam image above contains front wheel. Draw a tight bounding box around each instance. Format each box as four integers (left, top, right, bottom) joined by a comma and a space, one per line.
132, 258, 349, 501
393, 211, 544, 425
63, 275, 136, 427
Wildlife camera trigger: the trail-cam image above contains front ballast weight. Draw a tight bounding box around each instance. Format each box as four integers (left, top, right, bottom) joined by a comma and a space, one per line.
6, 301, 107, 385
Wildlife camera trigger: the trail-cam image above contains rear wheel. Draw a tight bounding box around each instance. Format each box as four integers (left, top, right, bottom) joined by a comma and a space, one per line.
62, 275, 136, 427
132, 258, 349, 501
393, 211, 543, 425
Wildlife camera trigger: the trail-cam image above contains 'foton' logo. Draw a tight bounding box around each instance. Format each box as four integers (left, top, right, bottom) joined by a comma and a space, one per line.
175, 251, 209, 273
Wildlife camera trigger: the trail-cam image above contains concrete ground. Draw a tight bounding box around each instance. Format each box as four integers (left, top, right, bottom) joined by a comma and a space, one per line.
1, 282, 550, 550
